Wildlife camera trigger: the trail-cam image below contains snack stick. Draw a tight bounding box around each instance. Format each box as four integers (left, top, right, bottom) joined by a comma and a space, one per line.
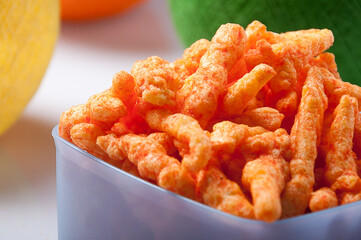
112, 98, 153, 135
110, 121, 133, 136
309, 52, 340, 79
242, 154, 288, 222
147, 132, 177, 156
110, 71, 136, 101
145, 109, 212, 173
97, 133, 171, 178
269, 65, 298, 119
340, 192, 361, 205
268, 57, 297, 94
211, 121, 248, 155
70, 123, 124, 169
131, 56, 177, 106
170, 39, 210, 84
157, 162, 198, 200
273, 28, 334, 69
245, 40, 298, 115
242, 94, 266, 112
240, 129, 290, 159
170, 39, 211, 82
211, 121, 267, 155
245, 39, 277, 70
324, 95, 361, 192
232, 107, 284, 131
169, 58, 189, 85
353, 113, 361, 158
281, 67, 328, 218
274, 129, 293, 162
245, 20, 280, 50
321, 67, 361, 109
275, 90, 298, 116
317, 109, 334, 162
59, 104, 89, 142
247, 26, 333, 92
176, 63, 228, 127
200, 23, 247, 71
309, 187, 338, 212
86, 90, 128, 123
223, 63, 276, 116
271, 64, 298, 117
60, 72, 137, 141
197, 157, 255, 219
227, 57, 248, 83
182, 39, 210, 72
121, 158, 142, 178
291, 67, 328, 166
220, 156, 247, 190
97, 133, 197, 200
70, 122, 107, 158
245, 20, 267, 50
248, 27, 333, 116
177, 24, 247, 127
212, 123, 290, 190
239, 129, 291, 223
245, 42, 298, 116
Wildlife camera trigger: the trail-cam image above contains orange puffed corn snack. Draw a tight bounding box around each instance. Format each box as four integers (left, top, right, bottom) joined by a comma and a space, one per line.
59, 21, 361, 222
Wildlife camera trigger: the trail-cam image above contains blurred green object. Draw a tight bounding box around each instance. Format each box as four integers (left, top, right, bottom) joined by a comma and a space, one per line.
168, 0, 361, 85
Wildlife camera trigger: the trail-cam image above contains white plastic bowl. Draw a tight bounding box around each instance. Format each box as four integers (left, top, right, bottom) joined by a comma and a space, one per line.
52, 125, 361, 240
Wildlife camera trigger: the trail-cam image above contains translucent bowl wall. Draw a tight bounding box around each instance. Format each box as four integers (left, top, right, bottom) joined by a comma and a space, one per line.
53, 125, 361, 240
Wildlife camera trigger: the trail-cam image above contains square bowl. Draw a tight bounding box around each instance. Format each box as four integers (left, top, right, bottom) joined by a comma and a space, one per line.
52, 125, 361, 240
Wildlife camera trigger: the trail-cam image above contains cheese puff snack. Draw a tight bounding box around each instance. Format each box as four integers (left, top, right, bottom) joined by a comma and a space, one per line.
281, 66, 328, 218
147, 132, 178, 157
232, 107, 284, 131
242, 155, 288, 222
353, 113, 361, 158
110, 71, 137, 105
241, 129, 290, 222
131, 56, 178, 106
197, 156, 255, 219
308, 52, 340, 80
210, 121, 267, 155
245, 20, 280, 50
59, 20, 361, 222
70, 122, 126, 171
86, 90, 128, 123
97, 133, 197, 200
59, 104, 89, 143
274, 28, 334, 69
321, 67, 361, 109
309, 187, 338, 212
176, 23, 247, 127
70, 122, 109, 161
145, 109, 212, 173
222, 63, 276, 116
324, 95, 361, 194
244, 21, 333, 118
170, 39, 210, 82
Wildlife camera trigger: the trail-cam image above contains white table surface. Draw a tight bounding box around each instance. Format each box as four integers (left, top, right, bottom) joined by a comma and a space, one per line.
0, 1, 184, 239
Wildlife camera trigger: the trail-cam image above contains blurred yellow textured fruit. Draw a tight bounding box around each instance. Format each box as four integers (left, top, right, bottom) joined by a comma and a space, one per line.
0, 0, 59, 135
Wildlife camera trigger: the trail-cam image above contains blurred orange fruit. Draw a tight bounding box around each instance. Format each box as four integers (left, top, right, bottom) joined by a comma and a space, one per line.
61, 0, 144, 21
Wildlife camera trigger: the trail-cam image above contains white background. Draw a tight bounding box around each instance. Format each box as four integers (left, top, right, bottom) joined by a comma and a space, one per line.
0, 0, 184, 239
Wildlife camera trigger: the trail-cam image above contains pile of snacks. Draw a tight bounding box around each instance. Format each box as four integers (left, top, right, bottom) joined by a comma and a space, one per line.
59, 21, 361, 222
